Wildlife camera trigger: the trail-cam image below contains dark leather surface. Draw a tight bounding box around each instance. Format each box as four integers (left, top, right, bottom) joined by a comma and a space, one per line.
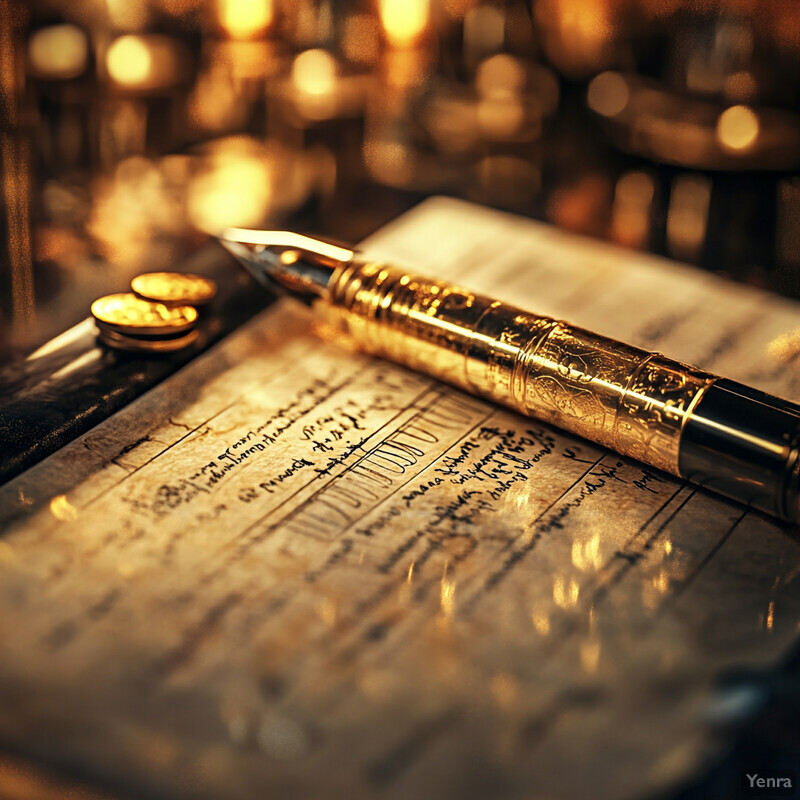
0, 244, 271, 486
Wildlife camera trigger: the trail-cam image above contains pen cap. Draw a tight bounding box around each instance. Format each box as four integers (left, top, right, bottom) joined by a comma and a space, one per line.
679, 379, 800, 521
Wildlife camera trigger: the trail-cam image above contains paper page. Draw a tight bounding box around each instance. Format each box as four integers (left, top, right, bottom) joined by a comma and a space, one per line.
1, 197, 798, 800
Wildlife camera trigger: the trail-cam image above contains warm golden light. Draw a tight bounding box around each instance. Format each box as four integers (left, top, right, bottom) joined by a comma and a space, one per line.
477, 98, 524, 140
50, 495, 78, 521
716, 105, 759, 152
611, 170, 655, 249
220, 229, 354, 263
107, 36, 153, 86
553, 575, 579, 608
538, 0, 614, 76
642, 568, 671, 609
580, 638, 601, 674
106, 35, 186, 90
587, 71, 629, 117
557, 0, 610, 43
28, 25, 88, 80
767, 328, 800, 362
363, 140, 413, 186
279, 249, 300, 265
571, 532, 603, 572
189, 140, 274, 233
188, 62, 246, 132
666, 174, 711, 261
440, 576, 455, 618
532, 610, 550, 635
87, 155, 186, 265
438, 562, 455, 620
291, 49, 337, 96
476, 55, 525, 100
379, 0, 429, 47
217, 0, 274, 39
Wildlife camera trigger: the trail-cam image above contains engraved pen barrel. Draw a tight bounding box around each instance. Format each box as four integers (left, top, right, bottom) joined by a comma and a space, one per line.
327, 259, 800, 522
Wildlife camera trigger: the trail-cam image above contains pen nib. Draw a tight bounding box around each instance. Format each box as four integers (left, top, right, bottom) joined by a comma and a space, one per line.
217, 229, 355, 301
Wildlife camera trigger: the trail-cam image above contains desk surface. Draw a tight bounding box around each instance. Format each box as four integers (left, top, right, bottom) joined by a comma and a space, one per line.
1, 199, 799, 800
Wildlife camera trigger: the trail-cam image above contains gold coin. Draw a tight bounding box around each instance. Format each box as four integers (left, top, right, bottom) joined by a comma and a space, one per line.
91, 293, 198, 335
131, 273, 217, 306
95, 319, 194, 342
97, 325, 200, 353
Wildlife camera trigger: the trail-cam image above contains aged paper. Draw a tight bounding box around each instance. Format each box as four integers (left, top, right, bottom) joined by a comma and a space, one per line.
1, 198, 799, 800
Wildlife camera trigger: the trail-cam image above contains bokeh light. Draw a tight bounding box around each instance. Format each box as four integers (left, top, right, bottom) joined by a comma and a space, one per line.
28, 25, 88, 80
716, 105, 760, 152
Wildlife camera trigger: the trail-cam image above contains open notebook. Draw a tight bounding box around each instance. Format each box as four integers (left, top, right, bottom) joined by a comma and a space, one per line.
1, 198, 798, 800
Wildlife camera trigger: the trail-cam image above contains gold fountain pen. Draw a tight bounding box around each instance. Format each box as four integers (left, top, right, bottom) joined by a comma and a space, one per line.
220, 229, 800, 523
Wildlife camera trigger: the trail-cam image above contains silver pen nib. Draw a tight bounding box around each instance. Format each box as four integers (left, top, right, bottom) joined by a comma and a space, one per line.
218, 229, 355, 302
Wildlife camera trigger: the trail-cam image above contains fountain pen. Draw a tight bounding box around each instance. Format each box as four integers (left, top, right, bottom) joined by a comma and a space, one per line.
219, 229, 800, 523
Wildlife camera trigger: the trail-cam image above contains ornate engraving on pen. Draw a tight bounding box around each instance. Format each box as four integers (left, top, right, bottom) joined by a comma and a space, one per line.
614, 355, 714, 473
327, 261, 715, 476
512, 322, 713, 474
513, 323, 639, 447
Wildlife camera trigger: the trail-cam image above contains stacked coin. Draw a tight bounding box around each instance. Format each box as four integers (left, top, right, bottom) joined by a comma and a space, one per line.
91, 273, 217, 354
131, 273, 217, 307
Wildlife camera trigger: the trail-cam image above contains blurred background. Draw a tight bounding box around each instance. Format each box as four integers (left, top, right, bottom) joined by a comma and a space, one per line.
2, 0, 800, 359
